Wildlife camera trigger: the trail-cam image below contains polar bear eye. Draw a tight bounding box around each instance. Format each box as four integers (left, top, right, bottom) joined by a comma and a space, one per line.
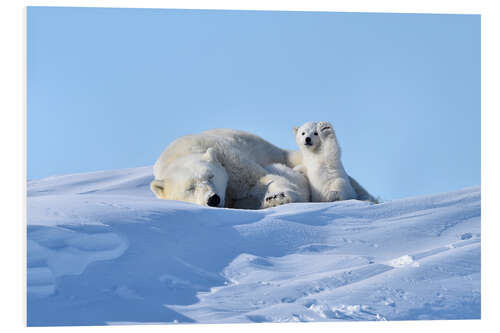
301, 132, 305, 136
186, 184, 196, 192
314, 132, 318, 136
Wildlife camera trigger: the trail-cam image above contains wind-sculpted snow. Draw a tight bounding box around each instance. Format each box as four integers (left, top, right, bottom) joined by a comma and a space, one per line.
27, 167, 480, 326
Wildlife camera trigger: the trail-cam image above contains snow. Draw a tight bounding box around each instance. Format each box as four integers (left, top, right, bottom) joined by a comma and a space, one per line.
27, 166, 481, 326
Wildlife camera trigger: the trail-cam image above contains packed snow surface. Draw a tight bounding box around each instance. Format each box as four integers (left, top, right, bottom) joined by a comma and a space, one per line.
27, 167, 481, 326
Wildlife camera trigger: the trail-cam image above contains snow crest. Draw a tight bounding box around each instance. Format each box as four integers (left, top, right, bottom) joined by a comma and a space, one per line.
27, 167, 481, 326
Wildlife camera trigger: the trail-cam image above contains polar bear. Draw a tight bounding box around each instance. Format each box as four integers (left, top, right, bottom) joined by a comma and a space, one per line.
259, 163, 311, 208
293, 121, 378, 203
150, 129, 308, 209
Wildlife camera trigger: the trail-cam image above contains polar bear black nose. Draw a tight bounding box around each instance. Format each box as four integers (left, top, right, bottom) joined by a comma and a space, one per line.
207, 194, 221, 207
305, 137, 311, 143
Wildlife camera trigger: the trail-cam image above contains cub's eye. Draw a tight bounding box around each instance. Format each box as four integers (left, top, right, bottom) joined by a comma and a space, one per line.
186, 184, 196, 192
208, 174, 214, 180
314, 132, 318, 136
301, 132, 305, 136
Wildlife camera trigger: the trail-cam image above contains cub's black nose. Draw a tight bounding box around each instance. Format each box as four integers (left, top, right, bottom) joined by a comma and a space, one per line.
305, 137, 311, 143
207, 194, 221, 207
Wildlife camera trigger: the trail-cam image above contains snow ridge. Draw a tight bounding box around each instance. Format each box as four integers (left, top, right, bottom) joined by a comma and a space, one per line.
27, 167, 480, 326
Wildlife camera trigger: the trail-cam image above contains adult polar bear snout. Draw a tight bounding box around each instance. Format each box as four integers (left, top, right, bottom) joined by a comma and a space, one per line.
150, 148, 229, 207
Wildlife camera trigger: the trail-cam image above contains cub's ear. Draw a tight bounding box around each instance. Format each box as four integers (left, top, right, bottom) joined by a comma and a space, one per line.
150, 179, 166, 199
317, 121, 333, 134
292, 126, 299, 136
203, 147, 218, 163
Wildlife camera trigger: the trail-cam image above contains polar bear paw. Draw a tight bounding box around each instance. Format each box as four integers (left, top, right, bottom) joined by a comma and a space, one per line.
263, 192, 291, 208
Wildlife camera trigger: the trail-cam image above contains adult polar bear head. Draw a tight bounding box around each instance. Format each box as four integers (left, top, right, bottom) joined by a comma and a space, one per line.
151, 147, 228, 207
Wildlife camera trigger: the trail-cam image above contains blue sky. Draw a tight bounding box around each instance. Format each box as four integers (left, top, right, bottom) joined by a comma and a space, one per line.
27, 7, 480, 200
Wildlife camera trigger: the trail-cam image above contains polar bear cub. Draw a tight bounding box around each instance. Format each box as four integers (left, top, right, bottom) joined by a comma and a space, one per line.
293, 121, 357, 202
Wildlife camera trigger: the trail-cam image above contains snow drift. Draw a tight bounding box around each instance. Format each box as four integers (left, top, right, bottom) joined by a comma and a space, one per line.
27, 166, 481, 326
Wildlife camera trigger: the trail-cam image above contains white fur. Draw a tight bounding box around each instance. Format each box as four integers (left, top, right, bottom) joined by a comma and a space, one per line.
293, 121, 374, 203
258, 163, 311, 208
151, 129, 307, 209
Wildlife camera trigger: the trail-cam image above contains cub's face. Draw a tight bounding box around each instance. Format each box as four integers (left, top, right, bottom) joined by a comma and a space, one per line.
150, 148, 228, 207
293, 122, 320, 151
293, 121, 334, 152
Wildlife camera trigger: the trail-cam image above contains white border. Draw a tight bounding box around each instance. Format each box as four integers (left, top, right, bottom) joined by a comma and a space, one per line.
13, 0, 487, 13
2, 0, 498, 332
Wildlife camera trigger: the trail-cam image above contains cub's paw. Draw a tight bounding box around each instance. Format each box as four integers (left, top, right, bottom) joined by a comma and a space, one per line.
263, 192, 291, 208
326, 190, 342, 202
317, 121, 333, 134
